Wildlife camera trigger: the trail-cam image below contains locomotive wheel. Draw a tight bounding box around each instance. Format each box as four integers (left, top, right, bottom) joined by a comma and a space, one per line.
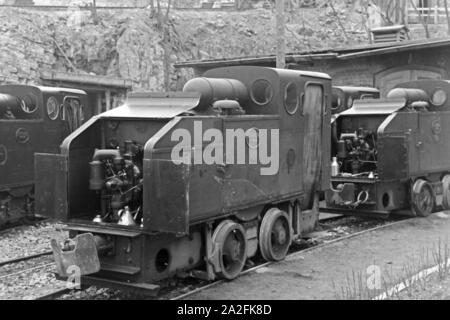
212, 220, 247, 280
411, 179, 435, 217
259, 208, 292, 262
442, 175, 450, 211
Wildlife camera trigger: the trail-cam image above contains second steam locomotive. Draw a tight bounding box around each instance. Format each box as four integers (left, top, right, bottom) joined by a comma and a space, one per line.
0, 85, 87, 227
326, 80, 450, 217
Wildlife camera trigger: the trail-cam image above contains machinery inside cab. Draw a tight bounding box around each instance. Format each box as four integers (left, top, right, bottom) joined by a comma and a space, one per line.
326, 79, 450, 216
0, 85, 88, 226
331, 86, 380, 115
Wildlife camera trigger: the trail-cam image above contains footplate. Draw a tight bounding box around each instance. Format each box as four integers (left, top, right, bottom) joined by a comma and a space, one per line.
51, 233, 100, 278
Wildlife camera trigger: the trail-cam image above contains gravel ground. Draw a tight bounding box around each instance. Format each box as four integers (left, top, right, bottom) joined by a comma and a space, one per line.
57, 287, 136, 300
0, 221, 67, 263
0, 221, 68, 300
0, 255, 53, 277
310, 215, 396, 243
0, 263, 61, 300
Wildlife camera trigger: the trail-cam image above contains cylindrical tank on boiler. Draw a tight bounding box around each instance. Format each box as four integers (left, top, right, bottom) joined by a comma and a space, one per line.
183, 77, 249, 111
387, 88, 429, 104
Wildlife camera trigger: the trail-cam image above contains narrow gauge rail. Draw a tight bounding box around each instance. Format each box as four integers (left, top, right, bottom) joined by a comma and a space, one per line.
32, 213, 407, 300
0, 251, 52, 268
0, 259, 53, 281
170, 217, 408, 300
34, 288, 71, 300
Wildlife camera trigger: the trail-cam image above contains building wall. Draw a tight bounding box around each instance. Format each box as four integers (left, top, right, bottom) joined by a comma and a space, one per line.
287, 46, 450, 96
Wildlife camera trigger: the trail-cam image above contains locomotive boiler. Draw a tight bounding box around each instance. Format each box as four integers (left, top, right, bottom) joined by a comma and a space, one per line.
0, 85, 87, 227
37, 66, 331, 292
325, 79, 450, 218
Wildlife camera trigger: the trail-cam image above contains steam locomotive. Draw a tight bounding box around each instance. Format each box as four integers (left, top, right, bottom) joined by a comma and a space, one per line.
37, 66, 331, 292
40, 65, 450, 292
0, 85, 87, 227
325, 79, 450, 218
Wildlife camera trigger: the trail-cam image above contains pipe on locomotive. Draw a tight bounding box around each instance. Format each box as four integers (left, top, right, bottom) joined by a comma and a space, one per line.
183, 77, 249, 110
387, 88, 429, 103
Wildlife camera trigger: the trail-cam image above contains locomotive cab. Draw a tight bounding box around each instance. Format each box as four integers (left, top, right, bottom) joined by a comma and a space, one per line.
36, 66, 332, 291
325, 80, 450, 218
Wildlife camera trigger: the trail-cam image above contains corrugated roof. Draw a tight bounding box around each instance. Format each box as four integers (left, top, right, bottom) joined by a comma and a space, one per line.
175, 37, 450, 69
41, 71, 133, 89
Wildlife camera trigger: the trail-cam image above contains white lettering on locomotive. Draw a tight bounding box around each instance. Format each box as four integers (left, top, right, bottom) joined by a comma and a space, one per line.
171, 120, 279, 176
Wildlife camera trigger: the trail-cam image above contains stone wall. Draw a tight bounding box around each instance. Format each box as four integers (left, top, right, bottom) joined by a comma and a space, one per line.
0, 4, 442, 93
0, 4, 370, 91
24, 0, 150, 6
0, 9, 56, 84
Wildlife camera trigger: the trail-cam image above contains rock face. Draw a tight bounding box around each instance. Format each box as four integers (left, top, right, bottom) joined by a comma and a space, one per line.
0, 9, 56, 84
0, 4, 434, 92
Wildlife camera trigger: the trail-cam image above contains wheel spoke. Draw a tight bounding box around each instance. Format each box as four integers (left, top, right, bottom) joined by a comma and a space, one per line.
260, 209, 292, 261
412, 180, 435, 217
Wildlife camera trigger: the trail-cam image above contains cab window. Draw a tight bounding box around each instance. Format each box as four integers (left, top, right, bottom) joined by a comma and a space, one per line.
0, 93, 40, 120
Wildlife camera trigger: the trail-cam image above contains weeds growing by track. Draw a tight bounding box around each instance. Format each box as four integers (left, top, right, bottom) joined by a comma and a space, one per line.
333, 238, 450, 300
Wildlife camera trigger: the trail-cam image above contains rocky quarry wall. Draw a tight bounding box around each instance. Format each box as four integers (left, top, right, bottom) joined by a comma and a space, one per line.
0, 5, 442, 92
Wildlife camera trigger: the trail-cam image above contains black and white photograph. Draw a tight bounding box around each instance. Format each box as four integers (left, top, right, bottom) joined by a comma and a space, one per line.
1, 0, 450, 307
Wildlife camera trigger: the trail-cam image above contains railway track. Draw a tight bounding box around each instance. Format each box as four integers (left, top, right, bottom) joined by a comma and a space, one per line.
0, 254, 53, 281
0, 250, 52, 268
34, 288, 71, 300
170, 217, 408, 300
0, 252, 60, 300
0, 251, 73, 300
2, 213, 404, 300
